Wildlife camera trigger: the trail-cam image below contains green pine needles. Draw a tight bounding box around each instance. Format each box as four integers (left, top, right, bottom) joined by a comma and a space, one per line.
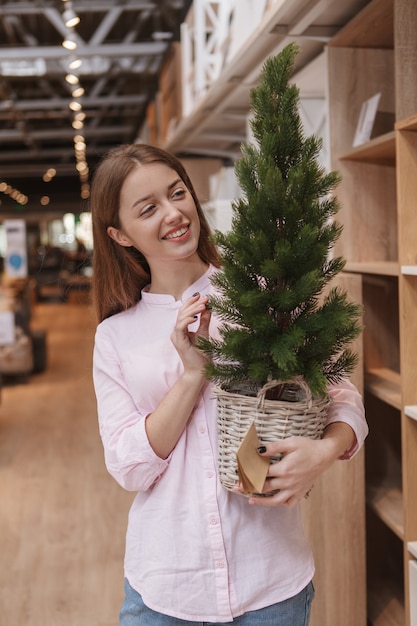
199, 42, 362, 398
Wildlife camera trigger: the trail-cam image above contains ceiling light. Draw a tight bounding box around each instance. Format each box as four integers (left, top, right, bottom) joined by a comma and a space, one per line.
81, 186, 90, 200
43, 168, 56, 182
152, 32, 173, 41
65, 73, 79, 85
17, 194, 28, 205
69, 100, 82, 111
62, 37, 77, 51
69, 58, 82, 70
0, 181, 28, 204
71, 86, 84, 98
60, 3, 89, 200
63, 4, 80, 28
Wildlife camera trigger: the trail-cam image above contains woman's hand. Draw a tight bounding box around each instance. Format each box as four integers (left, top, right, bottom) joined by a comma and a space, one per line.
145, 293, 212, 459
245, 423, 356, 508
170, 293, 211, 376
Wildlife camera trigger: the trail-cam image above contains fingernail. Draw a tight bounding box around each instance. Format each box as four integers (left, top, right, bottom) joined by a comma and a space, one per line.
205, 303, 212, 311
257, 446, 267, 454
192, 292, 199, 297
193, 315, 198, 319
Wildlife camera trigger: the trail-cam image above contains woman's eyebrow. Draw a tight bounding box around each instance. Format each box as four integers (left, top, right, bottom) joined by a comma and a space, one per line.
168, 177, 182, 190
131, 194, 151, 210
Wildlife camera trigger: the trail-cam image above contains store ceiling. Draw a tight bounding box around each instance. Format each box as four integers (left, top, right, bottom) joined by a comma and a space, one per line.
0, 0, 191, 217
0, 0, 372, 220
163, 0, 371, 163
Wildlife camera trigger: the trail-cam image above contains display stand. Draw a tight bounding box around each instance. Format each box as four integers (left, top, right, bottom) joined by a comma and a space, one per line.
327, 1, 417, 623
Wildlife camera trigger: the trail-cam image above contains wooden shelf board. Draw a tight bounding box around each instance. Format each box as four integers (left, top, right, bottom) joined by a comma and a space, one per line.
164, 0, 360, 157
368, 580, 405, 626
365, 368, 402, 410
405, 405, 417, 421
409, 541, 417, 559
339, 131, 396, 165
344, 261, 399, 276
330, 0, 394, 49
395, 114, 417, 132
368, 596, 405, 626
367, 486, 404, 540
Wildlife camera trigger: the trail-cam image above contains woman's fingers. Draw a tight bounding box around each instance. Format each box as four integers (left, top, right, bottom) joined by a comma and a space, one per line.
176, 294, 209, 330
170, 294, 211, 371
245, 438, 323, 507
196, 306, 211, 339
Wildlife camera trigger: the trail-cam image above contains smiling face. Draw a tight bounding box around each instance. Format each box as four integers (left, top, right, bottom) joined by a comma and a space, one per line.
107, 162, 202, 272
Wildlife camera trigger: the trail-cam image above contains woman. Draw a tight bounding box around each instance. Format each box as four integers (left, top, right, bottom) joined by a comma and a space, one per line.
91, 143, 368, 625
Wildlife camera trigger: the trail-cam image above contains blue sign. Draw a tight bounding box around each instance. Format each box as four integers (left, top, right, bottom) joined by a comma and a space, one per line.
8, 252, 23, 270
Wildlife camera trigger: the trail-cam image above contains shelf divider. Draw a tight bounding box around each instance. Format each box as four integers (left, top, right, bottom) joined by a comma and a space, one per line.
339, 131, 396, 165
367, 485, 404, 539
344, 261, 399, 276
365, 368, 402, 410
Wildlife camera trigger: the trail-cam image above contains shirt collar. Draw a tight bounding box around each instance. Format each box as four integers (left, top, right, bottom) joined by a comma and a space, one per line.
141, 264, 215, 305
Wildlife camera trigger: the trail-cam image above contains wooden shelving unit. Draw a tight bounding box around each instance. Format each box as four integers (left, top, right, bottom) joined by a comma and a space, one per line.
146, 0, 417, 622
327, 0, 417, 624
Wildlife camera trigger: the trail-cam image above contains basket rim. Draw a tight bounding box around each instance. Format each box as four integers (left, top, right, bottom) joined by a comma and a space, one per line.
213, 378, 331, 411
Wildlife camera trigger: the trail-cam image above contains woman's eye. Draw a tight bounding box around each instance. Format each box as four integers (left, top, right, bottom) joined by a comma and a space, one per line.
140, 204, 155, 216
172, 188, 186, 200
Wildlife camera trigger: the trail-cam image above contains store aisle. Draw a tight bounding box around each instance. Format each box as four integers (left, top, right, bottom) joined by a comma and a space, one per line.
0, 302, 133, 626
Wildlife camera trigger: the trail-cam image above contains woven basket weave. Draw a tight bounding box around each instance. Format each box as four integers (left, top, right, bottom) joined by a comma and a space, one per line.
214, 378, 331, 493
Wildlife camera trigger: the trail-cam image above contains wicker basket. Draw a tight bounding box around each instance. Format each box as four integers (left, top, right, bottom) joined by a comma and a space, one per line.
214, 378, 331, 494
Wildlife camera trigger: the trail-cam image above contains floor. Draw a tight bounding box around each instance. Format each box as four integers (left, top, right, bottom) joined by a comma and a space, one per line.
0, 301, 133, 626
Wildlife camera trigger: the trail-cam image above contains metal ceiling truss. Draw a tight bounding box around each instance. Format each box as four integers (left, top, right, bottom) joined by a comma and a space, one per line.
0, 0, 191, 213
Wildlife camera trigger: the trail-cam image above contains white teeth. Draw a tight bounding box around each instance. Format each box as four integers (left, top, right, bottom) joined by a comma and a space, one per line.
164, 226, 188, 240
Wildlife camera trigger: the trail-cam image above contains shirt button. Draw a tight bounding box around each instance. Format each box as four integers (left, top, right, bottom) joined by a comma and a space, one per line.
206, 471, 213, 478
210, 517, 218, 525
199, 427, 206, 434
216, 561, 225, 569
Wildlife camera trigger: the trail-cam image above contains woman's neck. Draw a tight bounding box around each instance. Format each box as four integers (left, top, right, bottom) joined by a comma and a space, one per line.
148, 258, 209, 300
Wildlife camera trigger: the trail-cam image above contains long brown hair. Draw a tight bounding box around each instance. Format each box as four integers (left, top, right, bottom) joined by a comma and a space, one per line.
90, 143, 221, 322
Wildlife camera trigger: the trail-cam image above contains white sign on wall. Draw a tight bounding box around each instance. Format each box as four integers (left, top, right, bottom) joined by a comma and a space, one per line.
0, 310, 15, 345
4, 219, 28, 279
353, 92, 382, 147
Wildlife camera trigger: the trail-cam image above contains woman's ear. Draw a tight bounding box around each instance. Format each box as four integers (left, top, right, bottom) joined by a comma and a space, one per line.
107, 226, 132, 248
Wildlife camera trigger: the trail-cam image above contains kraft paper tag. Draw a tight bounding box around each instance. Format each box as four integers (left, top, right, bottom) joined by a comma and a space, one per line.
236, 421, 270, 494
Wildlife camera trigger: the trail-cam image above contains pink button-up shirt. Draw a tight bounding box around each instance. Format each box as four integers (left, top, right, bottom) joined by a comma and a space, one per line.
93, 266, 367, 622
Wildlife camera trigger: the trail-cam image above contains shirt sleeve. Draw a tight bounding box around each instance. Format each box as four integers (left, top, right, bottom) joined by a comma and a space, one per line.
326, 378, 368, 459
93, 324, 170, 492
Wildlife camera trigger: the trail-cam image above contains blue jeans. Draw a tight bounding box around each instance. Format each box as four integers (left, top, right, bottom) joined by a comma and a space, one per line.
119, 578, 314, 625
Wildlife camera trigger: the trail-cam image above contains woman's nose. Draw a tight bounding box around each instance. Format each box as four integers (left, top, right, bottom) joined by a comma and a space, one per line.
163, 201, 182, 222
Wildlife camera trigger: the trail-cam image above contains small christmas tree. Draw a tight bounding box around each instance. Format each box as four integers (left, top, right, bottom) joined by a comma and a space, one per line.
200, 43, 362, 399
